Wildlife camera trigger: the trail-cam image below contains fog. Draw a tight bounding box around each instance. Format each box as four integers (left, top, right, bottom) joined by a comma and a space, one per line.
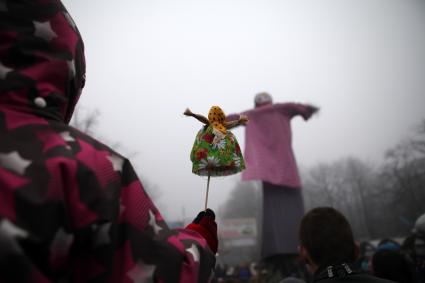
62, 0, 425, 221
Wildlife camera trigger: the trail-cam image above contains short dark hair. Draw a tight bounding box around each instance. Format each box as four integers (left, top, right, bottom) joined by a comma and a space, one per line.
299, 207, 356, 267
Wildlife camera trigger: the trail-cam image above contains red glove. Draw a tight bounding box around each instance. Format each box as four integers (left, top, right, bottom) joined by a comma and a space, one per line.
186, 209, 218, 254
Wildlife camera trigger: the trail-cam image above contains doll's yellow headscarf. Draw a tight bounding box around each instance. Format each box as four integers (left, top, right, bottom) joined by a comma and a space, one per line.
208, 106, 227, 134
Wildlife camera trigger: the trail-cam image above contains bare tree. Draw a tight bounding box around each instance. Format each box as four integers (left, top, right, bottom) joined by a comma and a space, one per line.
303, 158, 379, 239
70, 107, 101, 137
383, 119, 425, 227
303, 119, 425, 240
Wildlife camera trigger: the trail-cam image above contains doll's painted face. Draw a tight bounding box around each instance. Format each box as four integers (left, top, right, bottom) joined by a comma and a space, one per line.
254, 92, 273, 108
208, 106, 227, 134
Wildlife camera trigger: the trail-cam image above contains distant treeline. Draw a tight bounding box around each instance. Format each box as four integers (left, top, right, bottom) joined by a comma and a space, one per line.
221, 119, 425, 241
303, 119, 425, 240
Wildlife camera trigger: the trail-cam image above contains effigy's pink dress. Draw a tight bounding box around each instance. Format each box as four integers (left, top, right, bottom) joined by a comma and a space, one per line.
228, 102, 316, 257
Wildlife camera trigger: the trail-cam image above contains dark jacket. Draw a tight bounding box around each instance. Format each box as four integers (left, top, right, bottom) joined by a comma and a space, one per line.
0, 0, 215, 282
313, 264, 396, 283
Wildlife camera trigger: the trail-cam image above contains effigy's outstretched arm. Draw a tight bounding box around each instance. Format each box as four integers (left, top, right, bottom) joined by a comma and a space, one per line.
225, 114, 248, 129
183, 108, 210, 125
307, 105, 320, 116
278, 103, 320, 121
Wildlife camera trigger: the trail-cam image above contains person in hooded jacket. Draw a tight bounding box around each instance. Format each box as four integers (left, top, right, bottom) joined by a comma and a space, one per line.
0, 1, 217, 282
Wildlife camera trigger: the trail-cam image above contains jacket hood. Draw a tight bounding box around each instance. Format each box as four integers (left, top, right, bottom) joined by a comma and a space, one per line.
0, 0, 86, 124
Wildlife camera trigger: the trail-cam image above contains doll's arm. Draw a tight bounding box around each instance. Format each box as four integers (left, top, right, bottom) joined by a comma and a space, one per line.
184, 108, 210, 125
225, 114, 248, 129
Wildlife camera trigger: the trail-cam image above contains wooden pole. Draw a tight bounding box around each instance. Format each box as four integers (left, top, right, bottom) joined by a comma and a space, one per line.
205, 172, 211, 210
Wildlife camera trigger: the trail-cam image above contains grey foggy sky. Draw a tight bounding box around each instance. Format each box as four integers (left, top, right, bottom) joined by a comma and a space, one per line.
62, 0, 425, 221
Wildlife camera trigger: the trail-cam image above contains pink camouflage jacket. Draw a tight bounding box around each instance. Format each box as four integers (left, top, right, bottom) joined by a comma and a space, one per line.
0, 1, 215, 282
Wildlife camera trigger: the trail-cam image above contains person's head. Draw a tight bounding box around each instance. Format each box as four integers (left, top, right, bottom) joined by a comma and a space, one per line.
254, 92, 273, 108
372, 250, 414, 283
376, 238, 401, 252
208, 106, 227, 134
298, 207, 357, 273
414, 213, 425, 236
1, 1, 86, 124
413, 213, 425, 275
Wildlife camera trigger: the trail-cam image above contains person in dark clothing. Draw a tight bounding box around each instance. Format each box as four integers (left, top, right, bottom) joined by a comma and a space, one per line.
402, 213, 425, 283
298, 207, 395, 283
372, 249, 414, 283
0, 1, 217, 282
371, 237, 415, 283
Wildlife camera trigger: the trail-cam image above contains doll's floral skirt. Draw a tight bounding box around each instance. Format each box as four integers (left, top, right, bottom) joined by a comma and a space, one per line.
190, 125, 245, 176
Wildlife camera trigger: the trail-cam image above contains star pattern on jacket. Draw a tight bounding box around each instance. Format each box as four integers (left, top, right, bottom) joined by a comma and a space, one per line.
127, 261, 156, 283
60, 131, 75, 143
67, 60, 76, 78
0, 151, 32, 175
186, 244, 200, 262
208, 269, 215, 282
93, 222, 112, 247
0, 219, 29, 239
119, 197, 126, 216
0, 62, 13, 79
49, 228, 74, 259
33, 21, 58, 42
148, 210, 162, 235
107, 154, 124, 172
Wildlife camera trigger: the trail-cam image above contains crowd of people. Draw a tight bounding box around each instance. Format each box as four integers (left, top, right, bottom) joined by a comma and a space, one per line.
212, 210, 425, 283
213, 262, 259, 282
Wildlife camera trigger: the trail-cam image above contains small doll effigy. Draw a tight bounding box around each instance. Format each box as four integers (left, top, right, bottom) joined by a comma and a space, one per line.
184, 106, 248, 209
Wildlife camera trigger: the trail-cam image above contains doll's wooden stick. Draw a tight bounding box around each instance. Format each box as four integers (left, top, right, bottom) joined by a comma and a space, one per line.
205, 171, 211, 211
